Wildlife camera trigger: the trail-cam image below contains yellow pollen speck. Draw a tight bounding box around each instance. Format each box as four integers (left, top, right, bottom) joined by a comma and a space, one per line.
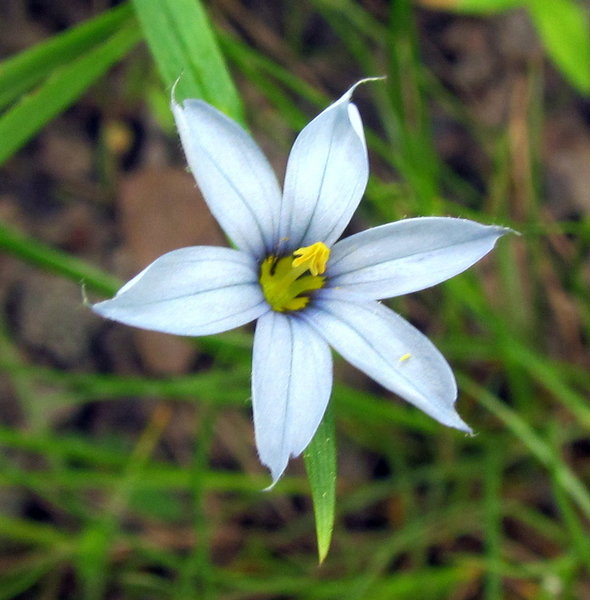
292, 242, 330, 276
399, 353, 412, 362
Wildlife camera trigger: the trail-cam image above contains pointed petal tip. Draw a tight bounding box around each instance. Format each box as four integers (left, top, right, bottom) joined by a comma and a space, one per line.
487, 224, 519, 250
262, 480, 277, 493
345, 76, 386, 99
262, 480, 279, 493
426, 399, 472, 435
91, 297, 129, 327
170, 75, 182, 106
489, 223, 516, 235
479, 223, 519, 245
501, 225, 521, 237
439, 400, 473, 435
90, 298, 111, 317
261, 460, 288, 492
451, 414, 473, 435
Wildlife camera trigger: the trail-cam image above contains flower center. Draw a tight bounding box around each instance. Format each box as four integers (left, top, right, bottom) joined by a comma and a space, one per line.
259, 242, 330, 312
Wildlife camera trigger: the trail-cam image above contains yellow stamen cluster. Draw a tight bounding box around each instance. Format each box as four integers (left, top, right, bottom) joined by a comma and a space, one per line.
260, 242, 330, 312
292, 242, 330, 276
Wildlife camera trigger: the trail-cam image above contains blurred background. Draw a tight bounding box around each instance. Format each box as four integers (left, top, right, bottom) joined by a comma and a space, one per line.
1, 0, 589, 598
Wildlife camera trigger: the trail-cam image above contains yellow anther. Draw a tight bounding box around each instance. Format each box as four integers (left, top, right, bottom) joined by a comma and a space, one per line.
292, 242, 331, 276
399, 353, 412, 362
259, 242, 330, 312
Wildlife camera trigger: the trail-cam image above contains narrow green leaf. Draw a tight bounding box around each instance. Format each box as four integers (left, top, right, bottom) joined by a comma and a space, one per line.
0, 3, 133, 109
131, 0, 243, 121
0, 513, 69, 546
454, 0, 522, 13
548, 424, 590, 571
76, 525, 111, 600
0, 21, 140, 166
0, 559, 59, 600
303, 404, 336, 564
0, 222, 121, 296
527, 0, 590, 93
463, 376, 590, 520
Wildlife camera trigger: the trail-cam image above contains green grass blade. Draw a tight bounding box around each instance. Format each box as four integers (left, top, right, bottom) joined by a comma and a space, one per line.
0, 3, 133, 109
174, 406, 217, 599
0, 222, 121, 296
0, 557, 61, 600
483, 439, 503, 600
0, 21, 140, 166
0, 514, 69, 546
463, 376, 590, 520
454, 0, 522, 12
548, 425, 590, 572
424, 0, 590, 93
387, 0, 443, 213
303, 404, 336, 564
526, 0, 590, 93
131, 0, 243, 121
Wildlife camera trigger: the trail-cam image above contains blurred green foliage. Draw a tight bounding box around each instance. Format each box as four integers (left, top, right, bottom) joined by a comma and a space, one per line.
441, 0, 590, 92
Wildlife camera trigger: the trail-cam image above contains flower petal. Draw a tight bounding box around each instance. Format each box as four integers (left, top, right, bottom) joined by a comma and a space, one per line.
302, 297, 471, 432
252, 311, 333, 485
328, 217, 511, 299
92, 247, 268, 336
172, 99, 282, 258
279, 81, 371, 252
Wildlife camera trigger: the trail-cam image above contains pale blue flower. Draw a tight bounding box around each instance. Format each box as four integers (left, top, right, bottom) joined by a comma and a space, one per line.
93, 81, 509, 484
